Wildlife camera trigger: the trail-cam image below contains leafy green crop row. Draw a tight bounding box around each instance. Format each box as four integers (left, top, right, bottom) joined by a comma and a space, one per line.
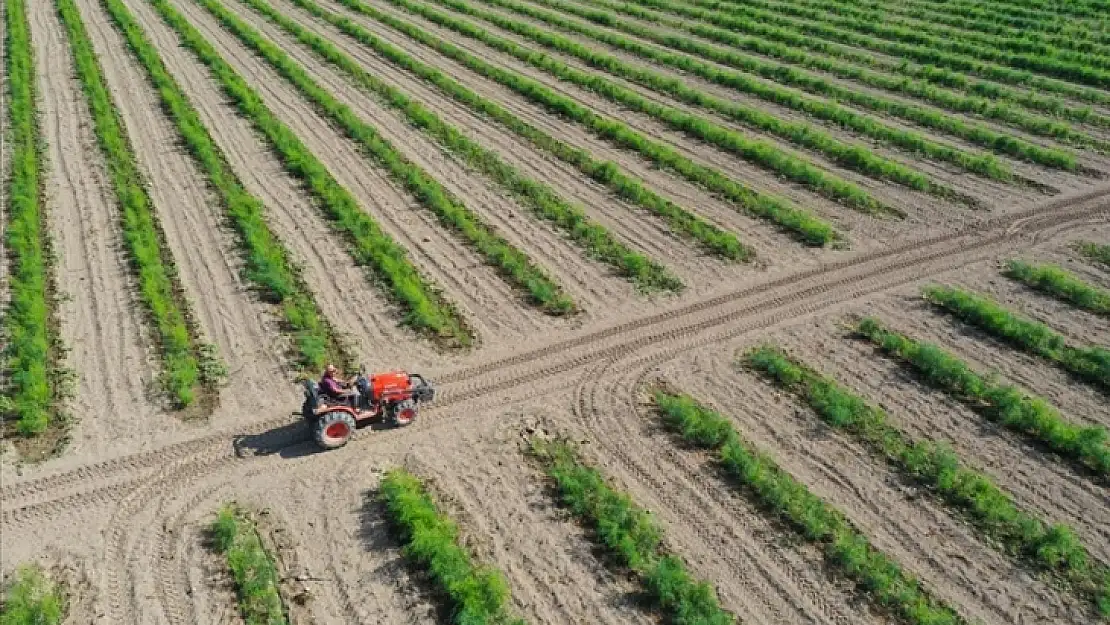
0, 565, 65, 625
901, 0, 1109, 44
146, 0, 471, 345
738, 0, 1110, 76
744, 345, 1110, 616
577, 0, 1105, 130
1076, 241, 1110, 270
210, 504, 288, 625
519, 0, 1101, 156
2, 0, 62, 435
238, 0, 682, 292
855, 317, 1110, 477
196, 0, 577, 314
672, 0, 1110, 92
101, 0, 346, 372
282, 0, 749, 261
380, 468, 526, 625
528, 438, 735, 625
420, 0, 901, 213
57, 0, 219, 408
652, 389, 966, 625
922, 285, 1110, 391
616, 0, 1110, 107
1004, 260, 1110, 316
334, 0, 836, 245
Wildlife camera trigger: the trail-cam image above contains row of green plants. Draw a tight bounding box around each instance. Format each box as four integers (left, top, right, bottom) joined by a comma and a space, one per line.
1076, 241, 1110, 270
617, 0, 1110, 107
517, 0, 1101, 156
146, 0, 472, 346
664, 0, 1110, 93
194, 0, 578, 314
743, 345, 1110, 617
528, 438, 735, 625
2, 0, 63, 435
966, 0, 1110, 22
283, 0, 751, 262
922, 285, 1110, 391
210, 504, 288, 625
0, 565, 65, 625
101, 0, 347, 372
420, 0, 903, 214
889, 0, 1108, 48
898, 0, 1101, 39
583, 0, 1107, 130
776, 0, 1110, 61
379, 468, 527, 625
740, 0, 1110, 76
1004, 260, 1110, 316
334, 0, 837, 245
57, 0, 223, 408
652, 389, 966, 625
237, 0, 683, 292
854, 317, 1110, 477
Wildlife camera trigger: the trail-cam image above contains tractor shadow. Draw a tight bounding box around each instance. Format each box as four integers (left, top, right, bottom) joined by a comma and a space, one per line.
232, 420, 322, 459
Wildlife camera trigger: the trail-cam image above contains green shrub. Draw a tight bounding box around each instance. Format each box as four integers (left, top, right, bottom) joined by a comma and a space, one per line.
1004, 260, 1110, 315
288, 0, 749, 261
99, 0, 344, 371
238, 0, 682, 292
652, 389, 964, 625
380, 469, 526, 625
856, 317, 1110, 476
744, 346, 1110, 615
528, 439, 735, 624
0, 565, 65, 625
1076, 241, 1110, 269
55, 0, 215, 407
923, 285, 1110, 390
336, 0, 837, 246
146, 0, 471, 345
209, 505, 287, 625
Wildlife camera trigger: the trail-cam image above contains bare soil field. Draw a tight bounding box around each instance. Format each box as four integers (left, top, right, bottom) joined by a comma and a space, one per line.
3, 0, 1109, 623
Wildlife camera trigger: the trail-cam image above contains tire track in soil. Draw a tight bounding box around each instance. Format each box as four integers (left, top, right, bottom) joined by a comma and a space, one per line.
26, 0, 163, 458
571, 358, 872, 625
659, 345, 1090, 623
218, 0, 634, 314
1, 186, 1106, 516
114, 0, 436, 370
77, 0, 293, 421
259, 0, 802, 293
164, 0, 563, 342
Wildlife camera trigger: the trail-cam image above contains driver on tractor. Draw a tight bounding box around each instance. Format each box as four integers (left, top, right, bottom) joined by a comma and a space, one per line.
319, 364, 359, 405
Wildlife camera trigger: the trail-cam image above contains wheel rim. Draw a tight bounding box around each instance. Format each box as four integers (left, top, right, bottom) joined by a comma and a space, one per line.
396, 408, 415, 425
325, 422, 350, 440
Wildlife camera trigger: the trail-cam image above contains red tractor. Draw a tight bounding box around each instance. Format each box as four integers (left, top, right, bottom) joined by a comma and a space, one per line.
302, 368, 435, 449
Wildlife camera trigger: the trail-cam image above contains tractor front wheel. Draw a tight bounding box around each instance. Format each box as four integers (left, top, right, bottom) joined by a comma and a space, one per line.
314, 410, 356, 449
389, 399, 417, 427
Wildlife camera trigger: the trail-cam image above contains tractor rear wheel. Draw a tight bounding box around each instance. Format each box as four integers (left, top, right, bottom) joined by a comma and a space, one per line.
389, 398, 417, 427
314, 411, 356, 449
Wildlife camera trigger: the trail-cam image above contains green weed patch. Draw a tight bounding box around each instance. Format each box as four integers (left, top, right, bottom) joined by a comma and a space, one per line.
856, 317, 1110, 477
56, 0, 219, 408
100, 0, 345, 371
338, 0, 837, 246
289, 0, 750, 261
1076, 241, 1110, 270
146, 0, 471, 345
0, 565, 65, 625
923, 285, 1110, 390
237, 0, 681, 292
210, 504, 288, 625
652, 389, 966, 625
379, 468, 526, 625
744, 345, 1110, 616
1004, 260, 1110, 316
529, 438, 735, 625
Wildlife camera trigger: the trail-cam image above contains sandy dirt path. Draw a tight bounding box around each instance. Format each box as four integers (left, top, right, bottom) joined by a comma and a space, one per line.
217, 0, 639, 316
76, 0, 299, 436
25, 0, 166, 463
164, 0, 587, 344
117, 0, 446, 372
